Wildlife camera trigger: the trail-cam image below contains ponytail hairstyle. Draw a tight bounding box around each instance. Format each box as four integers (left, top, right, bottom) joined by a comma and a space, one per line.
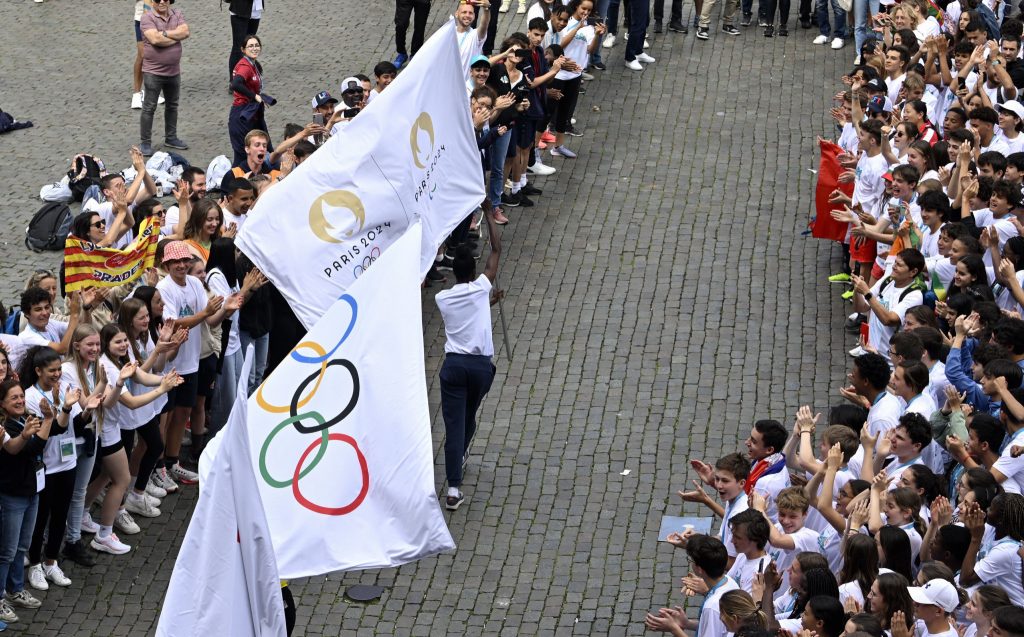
839, 533, 879, 600
66, 324, 100, 393
719, 590, 768, 632
889, 486, 927, 537
790, 567, 840, 620
18, 346, 61, 391
878, 525, 914, 582
905, 464, 942, 508
100, 323, 129, 369
116, 298, 148, 364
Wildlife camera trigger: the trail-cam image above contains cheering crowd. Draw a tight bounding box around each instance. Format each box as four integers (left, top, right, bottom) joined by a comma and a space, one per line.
643, 0, 1024, 634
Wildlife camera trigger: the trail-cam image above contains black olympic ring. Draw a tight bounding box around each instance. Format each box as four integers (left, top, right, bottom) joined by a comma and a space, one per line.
289, 359, 360, 434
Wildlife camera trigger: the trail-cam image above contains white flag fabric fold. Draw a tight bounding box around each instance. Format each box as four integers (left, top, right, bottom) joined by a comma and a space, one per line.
237, 19, 484, 329
156, 349, 287, 637
245, 224, 455, 579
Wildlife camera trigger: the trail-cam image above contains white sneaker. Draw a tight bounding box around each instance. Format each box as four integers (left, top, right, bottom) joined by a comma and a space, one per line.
125, 493, 161, 519
603, 33, 617, 48
157, 93, 165, 105
131, 92, 143, 110
528, 161, 557, 176
854, 54, 862, 65
152, 469, 178, 494
581, 71, 595, 81
91, 533, 130, 555
812, 34, 828, 44
26, 565, 47, 591
626, 58, 644, 70
0, 599, 18, 624
43, 563, 71, 587
7, 590, 41, 609
80, 512, 100, 534
644, 38, 650, 48
145, 492, 162, 507
636, 52, 656, 63
145, 481, 167, 499
114, 510, 141, 535
499, 0, 510, 12
831, 37, 844, 49
170, 463, 199, 485
516, 0, 527, 12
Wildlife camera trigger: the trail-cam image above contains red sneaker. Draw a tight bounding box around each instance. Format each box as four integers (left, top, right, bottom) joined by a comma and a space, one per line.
540, 131, 556, 144
492, 208, 509, 225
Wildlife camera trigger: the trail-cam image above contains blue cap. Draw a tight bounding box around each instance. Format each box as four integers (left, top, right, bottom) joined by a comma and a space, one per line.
469, 54, 490, 68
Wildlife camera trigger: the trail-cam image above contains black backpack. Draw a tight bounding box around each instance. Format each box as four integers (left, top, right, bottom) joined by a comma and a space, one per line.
67, 154, 103, 203
25, 202, 73, 252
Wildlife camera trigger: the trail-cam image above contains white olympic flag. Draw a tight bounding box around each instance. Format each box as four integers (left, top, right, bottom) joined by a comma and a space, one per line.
237, 19, 485, 329
245, 224, 455, 579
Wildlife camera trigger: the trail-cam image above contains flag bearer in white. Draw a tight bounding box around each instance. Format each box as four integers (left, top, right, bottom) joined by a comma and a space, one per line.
435, 208, 504, 511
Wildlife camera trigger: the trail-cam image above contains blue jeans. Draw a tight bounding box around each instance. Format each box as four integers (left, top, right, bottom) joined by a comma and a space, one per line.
591, 0, 612, 65
239, 331, 269, 394
64, 443, 95, 544
488, 131, 513, 207
625, 0, 650, 61
852, 0, 878, 52
0, 494, 38, 596
816, 0, 846, 37
440, 354, 495, 488
209, 348, 243, 436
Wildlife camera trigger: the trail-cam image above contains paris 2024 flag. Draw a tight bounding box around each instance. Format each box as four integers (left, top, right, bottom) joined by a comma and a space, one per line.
245, 223, 455, 579
236, 19, 485, 329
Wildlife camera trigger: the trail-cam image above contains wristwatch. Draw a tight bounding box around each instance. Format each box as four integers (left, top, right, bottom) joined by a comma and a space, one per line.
162, 30, 169, 38
61, 406, 72, 414
864, 292, 874, 302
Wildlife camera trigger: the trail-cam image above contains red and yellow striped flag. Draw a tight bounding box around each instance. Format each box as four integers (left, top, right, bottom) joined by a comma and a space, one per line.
63, 217, 160, 292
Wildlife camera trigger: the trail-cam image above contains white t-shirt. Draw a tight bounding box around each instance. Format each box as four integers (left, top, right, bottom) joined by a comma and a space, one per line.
897, 522, 924, 565
125, 337, 165, 428
768, 526, 820, 592
817, 525, 845, 571
849, 392, 904, 477
555, 18, 594, 80
719, 494, 750, 558
981, 135, 1012, 156
435, 274, 494, 357
853, 152, 890, 218
157, 275, 209, 375
0, 334, 25, 371
82, 199, 133, 250
222, 209, 246, 234
206, 270, 241, 357
457, 26, 485, 78
24, 382, 80, 475
696, 577, 740, 637
98, 356, 129, 447
975, 537, 1024, 606
19, 320, 68, 349
996, 270, 1024, 314
839, 580, 867, 609
750, 460, 791, 523
927, 361, 952, 411
992, 441, 1024, 494
728, 554, 774, 592
164, 204, 180, 237
867, 278, 924, 361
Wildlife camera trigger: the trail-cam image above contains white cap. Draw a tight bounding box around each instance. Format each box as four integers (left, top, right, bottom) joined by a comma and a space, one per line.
908, 580, 959, 613
999, 100, 1024, 120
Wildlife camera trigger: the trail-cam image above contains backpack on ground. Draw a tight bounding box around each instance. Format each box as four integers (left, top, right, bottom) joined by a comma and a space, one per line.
25, 202, 73, 252
67, 154, 104, 202
2, 306, 21, 336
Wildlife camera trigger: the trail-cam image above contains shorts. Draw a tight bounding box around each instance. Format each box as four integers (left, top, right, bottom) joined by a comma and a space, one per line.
135, 20, 143, 43
196, 355, 218, 399
850, 236, 877, 264
99, 440, 124, 459
167, 371, 199, 409
516, 118, 539, 149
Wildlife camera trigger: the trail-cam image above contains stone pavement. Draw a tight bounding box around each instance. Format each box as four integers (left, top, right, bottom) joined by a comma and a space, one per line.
1, 1, 853, 634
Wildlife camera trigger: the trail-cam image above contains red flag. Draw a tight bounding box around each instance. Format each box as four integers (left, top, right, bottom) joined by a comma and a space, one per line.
812, 139, 854, 242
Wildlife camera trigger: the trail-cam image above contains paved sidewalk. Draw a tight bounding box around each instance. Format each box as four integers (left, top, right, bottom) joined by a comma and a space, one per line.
1, 1, 852, 634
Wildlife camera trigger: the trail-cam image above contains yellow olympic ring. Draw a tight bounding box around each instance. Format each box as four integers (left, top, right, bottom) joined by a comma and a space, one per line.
255, 341, 328, 414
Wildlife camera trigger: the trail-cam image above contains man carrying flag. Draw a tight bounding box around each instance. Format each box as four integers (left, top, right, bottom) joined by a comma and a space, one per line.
436, 208, 504, 511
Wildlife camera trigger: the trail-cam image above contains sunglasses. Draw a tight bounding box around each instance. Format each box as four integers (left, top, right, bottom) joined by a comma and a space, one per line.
153, 0, 171, 4
91, 220, 107, 228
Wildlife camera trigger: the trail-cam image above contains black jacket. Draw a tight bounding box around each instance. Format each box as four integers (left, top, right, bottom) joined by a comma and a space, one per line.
224, 0, 263, 17
0, 418, 49, 498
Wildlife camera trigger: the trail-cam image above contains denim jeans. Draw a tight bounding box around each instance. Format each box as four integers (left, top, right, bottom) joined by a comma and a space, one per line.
209, 348, 243, 436
625, 0, 650, 60
64, 443, 96, 545
0, 494, 38, 595
440, 354, 495, 488
140, 72, 181, 145
239, 331, 269, 394
591, 0, 612, 65
488, 131, 513, 207
852, 0, 878, 52
816, 0, 846, 37
607, 0, 622, 33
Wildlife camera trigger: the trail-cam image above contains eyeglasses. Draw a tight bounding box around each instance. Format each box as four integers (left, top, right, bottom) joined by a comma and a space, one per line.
246, 44, 262, 49
153, 209, 166, 216
91, 220, 107, 228
153, 0, 170, 4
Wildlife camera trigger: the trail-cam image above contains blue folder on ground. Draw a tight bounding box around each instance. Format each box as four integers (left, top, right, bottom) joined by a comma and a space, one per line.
658, 516, 715, 542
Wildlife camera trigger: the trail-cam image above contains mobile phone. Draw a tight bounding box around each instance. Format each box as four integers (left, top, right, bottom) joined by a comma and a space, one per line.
313, 113, 325, 126
344, 107, 361, 118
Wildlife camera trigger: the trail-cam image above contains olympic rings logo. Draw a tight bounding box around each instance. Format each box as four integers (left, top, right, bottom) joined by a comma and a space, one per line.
352, 247, 381, 279
255, 294, 369, 516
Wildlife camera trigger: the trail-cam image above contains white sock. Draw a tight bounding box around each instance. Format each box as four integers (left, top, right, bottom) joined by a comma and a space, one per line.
98, 525, 113, 539
518, 174, 527, 187
511, 183, 521, 194
447, 487, 460, 497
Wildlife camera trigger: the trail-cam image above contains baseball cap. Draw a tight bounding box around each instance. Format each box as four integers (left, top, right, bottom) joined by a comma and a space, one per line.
999, 100, 1024, 120
867, 95, 894, 114
470, 54, 491, 69
882, 172, 894, 182
865, 78, 888, 93
161, 241, 192, 265
908, 580, 959, 613
311, 91, 338, 108
340, 77, 363, 94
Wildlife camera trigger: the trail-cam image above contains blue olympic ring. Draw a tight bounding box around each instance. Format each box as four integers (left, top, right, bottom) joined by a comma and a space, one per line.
290, 294, 358, 364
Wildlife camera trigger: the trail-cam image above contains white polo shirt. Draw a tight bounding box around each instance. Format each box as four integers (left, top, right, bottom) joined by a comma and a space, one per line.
435, 274, 494, 357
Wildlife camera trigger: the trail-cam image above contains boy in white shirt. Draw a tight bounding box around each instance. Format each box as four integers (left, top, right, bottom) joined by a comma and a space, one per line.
908, 580, 962, 637
17, 287, 84, 356
725, 509, 775, 592
649, 534, 738, 637
751, 488, 820, 594
677, 453, 751, 571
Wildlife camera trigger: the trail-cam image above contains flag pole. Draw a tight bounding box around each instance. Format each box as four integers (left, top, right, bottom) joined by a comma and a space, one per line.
482, 209, 512, 364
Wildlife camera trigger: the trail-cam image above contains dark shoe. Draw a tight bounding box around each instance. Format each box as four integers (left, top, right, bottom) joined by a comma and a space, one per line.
778, 24, 788, 36
741, 12, 752, 25
692, 16, 700, 27
62, 540, 96, 567
426, 266, 445, 282
654, 20, 663, 32
566, 125, 583, 137
139, 143, 154, 156
592, 61, 607, 70
522, 184, 543, 196
668, 20, 688, 32
502, 191, 521, 207
696, 26, 709, 39
844, 314, 866, 333
394, 52, 409, 69
164, 138, 189, 150
799, 17, 812, 28
722, 24, 740, 35
764, 25, 774, 36
758, 16, 769, 26
436, 255, 455, 270
518, 193, 534, 207
444, 492, 465, 511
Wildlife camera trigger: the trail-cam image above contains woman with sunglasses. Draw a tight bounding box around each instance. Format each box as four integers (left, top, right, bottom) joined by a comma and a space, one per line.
228, 34, 271, 167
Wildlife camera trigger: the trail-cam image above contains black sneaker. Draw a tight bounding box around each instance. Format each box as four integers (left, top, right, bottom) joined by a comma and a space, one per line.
436, 255, 455, 270
592, 61, 607, 70
444, 491, 466, 511
799, 17, 811, 28
668, 20, 688, 32
62, 540, 96, 567
722, 24, 740, 35
522, 184, 543, 196
566, 125, 583, 137
164, 138, 189, 150
696, 26, 709, 39
502, 191, 521, 207
654, 20, 663, 33
844, 314, 867, 333
764, 25, 774, 36
518, 193, 535, 208
778, 24, 788, 36
741, 12, 752, 25
426, 266, 446, 282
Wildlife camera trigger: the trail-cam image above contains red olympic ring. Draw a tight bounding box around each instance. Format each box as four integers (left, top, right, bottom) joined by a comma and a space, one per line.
291, 433, 369, 516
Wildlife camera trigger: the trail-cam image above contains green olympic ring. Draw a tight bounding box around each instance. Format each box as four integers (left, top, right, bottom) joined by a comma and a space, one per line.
259, 411, 329, 488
